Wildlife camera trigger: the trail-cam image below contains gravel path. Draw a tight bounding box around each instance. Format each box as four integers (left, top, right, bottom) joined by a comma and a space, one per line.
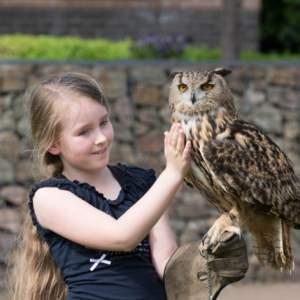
0, 291, 8, 300
219, 282, 300, 300
1, 283, 299, 299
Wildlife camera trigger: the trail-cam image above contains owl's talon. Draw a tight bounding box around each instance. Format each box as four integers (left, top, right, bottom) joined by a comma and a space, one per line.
199, 235, 211, 257
219, 230, 237, 243
199, 213, 242, 258
199, 234, 218, 256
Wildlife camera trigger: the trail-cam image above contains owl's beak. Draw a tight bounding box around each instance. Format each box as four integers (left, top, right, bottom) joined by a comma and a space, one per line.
191, 93, 197, 104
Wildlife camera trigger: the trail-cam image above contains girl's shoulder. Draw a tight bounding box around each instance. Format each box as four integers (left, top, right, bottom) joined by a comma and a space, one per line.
28, 176, 107, 238
29, 176, 80, 200
29, 176, 100, 215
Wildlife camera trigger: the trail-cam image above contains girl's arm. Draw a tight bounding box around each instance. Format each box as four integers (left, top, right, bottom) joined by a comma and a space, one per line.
33, 124, 191, 251
149, 211, 178, 278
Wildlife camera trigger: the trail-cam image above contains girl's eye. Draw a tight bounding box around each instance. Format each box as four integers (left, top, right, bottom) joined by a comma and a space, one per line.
100, 119, 109, 127
78, 128, 90, 136
201, 83, 214, 91
178, 83, 188, 93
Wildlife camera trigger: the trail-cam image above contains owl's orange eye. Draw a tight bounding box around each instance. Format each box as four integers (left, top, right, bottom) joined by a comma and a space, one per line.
201, 83, 214, 91
178, 84, 188, 93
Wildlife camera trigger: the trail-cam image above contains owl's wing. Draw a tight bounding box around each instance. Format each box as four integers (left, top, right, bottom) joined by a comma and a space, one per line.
202, 119, 300, 225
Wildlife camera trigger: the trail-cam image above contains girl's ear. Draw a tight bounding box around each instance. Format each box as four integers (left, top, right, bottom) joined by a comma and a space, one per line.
47, 143, 61, 155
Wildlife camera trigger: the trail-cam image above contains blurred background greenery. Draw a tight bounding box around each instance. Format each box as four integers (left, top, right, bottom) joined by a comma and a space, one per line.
260, 0, 300, 54
0, 0, 299, 61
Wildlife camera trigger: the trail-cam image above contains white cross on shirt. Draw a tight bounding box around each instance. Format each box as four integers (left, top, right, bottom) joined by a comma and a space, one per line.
89, 254, 111, 271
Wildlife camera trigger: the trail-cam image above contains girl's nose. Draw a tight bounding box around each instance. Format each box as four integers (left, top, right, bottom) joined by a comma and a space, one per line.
95, 129, 107, 145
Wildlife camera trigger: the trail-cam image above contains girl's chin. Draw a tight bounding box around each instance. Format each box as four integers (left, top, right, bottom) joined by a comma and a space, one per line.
91, 150, 110, 159
72, 154, 110, 171
92, 156, 110, 167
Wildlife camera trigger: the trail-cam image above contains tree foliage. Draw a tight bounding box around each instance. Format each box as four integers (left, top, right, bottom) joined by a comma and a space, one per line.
260, 0, 300, 53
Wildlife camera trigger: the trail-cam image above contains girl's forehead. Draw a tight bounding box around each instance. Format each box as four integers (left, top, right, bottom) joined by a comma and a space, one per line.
59, 96, 107, 129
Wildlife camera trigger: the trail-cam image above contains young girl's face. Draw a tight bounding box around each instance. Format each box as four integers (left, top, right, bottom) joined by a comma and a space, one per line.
50, 94, 114, 175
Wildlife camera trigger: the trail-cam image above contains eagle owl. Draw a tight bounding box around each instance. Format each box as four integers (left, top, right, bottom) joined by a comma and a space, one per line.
169, 68, 300, 271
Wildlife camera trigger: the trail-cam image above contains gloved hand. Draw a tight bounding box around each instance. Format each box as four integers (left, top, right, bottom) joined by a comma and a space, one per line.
164, 232, 248, 300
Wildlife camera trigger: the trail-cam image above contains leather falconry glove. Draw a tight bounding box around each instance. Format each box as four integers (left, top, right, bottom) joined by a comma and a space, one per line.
164, 232, 248, 300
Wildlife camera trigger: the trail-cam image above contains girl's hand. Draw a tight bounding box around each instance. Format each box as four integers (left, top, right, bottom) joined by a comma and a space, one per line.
164, 123, 191, 178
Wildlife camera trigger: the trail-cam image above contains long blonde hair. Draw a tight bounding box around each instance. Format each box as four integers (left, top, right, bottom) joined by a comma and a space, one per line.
9, 72, 108, 300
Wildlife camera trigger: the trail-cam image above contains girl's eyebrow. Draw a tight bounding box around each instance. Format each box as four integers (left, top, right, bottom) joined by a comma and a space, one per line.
74, 113, 109, 129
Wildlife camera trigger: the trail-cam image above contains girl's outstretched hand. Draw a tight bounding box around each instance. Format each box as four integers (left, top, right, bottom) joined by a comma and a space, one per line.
164, 123, 191, 178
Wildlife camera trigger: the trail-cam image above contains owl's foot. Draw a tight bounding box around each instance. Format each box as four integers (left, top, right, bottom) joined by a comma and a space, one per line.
252, 218, 295, 272
255, 248, 294, 272
200, 213, 241, 256
274, 251, 295, 272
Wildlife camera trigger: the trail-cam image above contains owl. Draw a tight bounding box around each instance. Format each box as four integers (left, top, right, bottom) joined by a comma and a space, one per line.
169, 68, 300, 271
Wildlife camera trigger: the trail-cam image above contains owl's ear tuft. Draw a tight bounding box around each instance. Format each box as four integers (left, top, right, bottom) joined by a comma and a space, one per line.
169, 71, 183, 79
213, 68, 232, 77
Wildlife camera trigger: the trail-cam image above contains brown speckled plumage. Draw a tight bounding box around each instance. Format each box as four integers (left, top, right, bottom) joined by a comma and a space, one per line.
169, 68, 300, 271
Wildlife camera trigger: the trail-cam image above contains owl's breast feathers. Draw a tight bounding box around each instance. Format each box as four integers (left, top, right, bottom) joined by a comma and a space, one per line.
172, 109, 300, 228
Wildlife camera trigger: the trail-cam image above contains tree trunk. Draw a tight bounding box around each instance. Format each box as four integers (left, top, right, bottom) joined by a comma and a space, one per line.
221, 0, 241, 62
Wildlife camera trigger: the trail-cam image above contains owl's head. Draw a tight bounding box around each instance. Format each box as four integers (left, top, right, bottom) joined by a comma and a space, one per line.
169, 68, 236, 116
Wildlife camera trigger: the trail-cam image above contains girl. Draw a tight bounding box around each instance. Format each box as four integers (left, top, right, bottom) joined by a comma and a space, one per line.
10, 72, 191, 300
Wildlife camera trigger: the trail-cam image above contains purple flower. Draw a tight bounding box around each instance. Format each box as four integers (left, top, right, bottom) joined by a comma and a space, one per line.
133, 34, 187, 58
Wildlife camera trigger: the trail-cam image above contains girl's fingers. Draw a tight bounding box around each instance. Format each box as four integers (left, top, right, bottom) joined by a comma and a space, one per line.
166, 123, 190, 160
170, 124, 179, 146
176, 130, 185, 153
163, 132, 168, 150
168, 123, 187, 154
182, 140, 191, 159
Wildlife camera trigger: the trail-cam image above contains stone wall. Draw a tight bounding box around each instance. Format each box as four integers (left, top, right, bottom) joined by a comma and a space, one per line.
0, 0, 260, 50
0, 62, 300, 288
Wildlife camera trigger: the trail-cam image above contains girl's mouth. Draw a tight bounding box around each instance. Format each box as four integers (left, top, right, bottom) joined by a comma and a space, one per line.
92, 148, 107, 155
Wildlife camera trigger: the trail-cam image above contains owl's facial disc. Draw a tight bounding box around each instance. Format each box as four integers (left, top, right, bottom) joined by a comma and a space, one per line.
176, 82, 208, 105
170, 71, 236, 116
192, 88, 208, 104
190, 82, 215, 104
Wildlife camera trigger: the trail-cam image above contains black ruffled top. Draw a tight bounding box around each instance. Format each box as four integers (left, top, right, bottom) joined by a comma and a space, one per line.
28, 163, 166, 300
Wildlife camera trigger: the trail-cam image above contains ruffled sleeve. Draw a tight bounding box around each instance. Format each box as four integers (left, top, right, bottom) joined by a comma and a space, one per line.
28, 177, 112, 239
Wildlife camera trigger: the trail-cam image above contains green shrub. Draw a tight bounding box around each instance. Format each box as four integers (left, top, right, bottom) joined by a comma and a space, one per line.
180, 46, 220, 61
241, 50, 300, 61
0, 34, 299, 61
0, 34, 131, 60
0, 34, 223, 61
260, 0, 300, 53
